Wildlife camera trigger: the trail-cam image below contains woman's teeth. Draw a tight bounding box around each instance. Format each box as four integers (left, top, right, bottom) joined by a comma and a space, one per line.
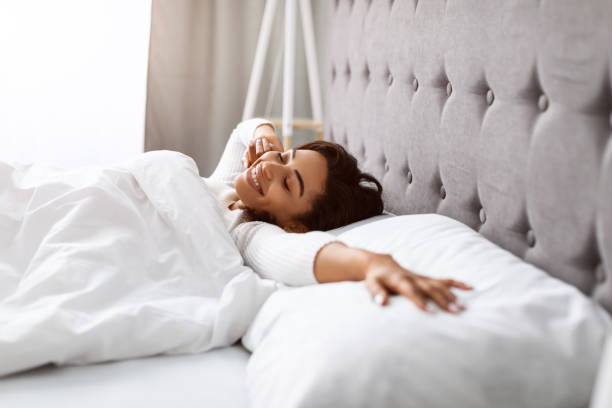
251, 164, 262, 194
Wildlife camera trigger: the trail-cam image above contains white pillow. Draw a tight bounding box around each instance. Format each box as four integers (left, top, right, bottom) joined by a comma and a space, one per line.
243, 214, 611, 408
326, 212, 395, 236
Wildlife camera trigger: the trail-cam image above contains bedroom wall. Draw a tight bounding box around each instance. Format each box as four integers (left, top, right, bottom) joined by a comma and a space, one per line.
144, 0, 329, 177
0, 0, 151, 168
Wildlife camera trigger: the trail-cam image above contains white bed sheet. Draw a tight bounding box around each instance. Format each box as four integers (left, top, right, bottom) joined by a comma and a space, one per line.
0, 345, 250, 408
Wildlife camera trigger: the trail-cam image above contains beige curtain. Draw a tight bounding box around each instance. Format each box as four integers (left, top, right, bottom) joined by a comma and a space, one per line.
145, 0, 328, 176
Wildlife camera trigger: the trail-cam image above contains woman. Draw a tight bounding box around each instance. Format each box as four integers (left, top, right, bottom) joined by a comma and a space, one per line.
207, 118, 471, 313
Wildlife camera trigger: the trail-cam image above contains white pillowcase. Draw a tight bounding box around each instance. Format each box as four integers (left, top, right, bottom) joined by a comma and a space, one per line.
326, 212, 395, 236
243, 214, 611, 408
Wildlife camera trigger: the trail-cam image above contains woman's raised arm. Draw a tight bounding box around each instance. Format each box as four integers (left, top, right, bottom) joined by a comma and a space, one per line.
208, 118, 275, 184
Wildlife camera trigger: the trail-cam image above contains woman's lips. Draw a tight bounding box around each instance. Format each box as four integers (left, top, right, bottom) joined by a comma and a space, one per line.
247, 164, 263, 195
257, 163, 264, 194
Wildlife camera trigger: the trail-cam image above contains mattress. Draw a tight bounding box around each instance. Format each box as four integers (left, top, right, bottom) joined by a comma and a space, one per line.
0, 345, 250, 408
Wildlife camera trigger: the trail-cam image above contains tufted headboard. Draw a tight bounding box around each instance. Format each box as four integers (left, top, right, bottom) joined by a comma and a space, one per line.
325, 0, 612, 314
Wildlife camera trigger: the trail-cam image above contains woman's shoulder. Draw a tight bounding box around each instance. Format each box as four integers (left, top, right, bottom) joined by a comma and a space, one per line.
203, 177, 235, 197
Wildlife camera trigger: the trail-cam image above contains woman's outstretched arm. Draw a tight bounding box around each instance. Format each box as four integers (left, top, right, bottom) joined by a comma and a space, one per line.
234, 221, 471, 313
314, 242, 472, 312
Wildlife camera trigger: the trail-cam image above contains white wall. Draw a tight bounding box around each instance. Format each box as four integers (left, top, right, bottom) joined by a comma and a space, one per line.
0, 0, 151, 168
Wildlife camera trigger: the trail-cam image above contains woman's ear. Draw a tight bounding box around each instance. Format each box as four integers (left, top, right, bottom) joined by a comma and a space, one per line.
281, 221, 309, 233
230, 200, 247, 210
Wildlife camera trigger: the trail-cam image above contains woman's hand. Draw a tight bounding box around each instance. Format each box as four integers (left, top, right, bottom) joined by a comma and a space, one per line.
313, 242, 472, 313
364, 253, 472, 312
242, 124, 284, 168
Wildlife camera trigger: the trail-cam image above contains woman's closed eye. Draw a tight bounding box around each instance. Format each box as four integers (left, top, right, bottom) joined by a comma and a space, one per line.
277, 152, 291, 192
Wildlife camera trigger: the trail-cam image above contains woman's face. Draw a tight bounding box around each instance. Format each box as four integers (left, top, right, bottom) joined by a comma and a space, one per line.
234, 148, 327, 231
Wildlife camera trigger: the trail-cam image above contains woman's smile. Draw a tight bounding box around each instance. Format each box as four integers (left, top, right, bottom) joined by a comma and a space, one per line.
248, 163, 264, 195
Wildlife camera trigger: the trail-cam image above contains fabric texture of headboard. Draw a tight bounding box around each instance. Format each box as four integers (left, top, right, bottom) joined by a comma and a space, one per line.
325, 0, 612, 314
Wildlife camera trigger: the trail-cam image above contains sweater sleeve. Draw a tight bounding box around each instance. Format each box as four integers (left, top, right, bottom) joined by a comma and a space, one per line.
231, 221, 337, 286
208, 118, 275, 184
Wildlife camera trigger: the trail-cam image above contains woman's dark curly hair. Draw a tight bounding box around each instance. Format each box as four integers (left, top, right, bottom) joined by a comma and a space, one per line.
294, 140, 384, 231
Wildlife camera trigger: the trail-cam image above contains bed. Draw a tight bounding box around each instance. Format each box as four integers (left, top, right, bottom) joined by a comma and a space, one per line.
2, 0, 611, 407
0, 346, 250, 408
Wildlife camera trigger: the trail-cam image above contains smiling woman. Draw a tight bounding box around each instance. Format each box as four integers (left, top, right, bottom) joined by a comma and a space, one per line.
207, 118, 473, 312
233, 123, 385, 233
234, 145, 328, 232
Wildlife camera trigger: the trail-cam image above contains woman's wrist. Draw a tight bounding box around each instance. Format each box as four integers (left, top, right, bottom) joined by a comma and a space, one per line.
253, 124, 276, 140
313, 242, 371, 283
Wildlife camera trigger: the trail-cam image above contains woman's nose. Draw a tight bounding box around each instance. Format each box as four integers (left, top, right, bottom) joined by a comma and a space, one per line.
261, 161, 282, 181
261, 161, 274, 181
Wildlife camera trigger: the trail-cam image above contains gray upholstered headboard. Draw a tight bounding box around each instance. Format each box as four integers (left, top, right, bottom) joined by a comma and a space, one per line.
325, 0, 612, 314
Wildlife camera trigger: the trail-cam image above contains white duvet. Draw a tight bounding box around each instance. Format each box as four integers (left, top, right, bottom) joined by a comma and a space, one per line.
0, 151, 276, 377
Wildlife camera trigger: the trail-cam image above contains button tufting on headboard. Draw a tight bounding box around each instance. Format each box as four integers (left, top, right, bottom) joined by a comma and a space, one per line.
479, 208, 486, 224
595, 264, 606, 283
486, 89, 494, 105
526, 230, 536, 248
538, 94, 549, 112
344, 63, 351, 81
325, 0, 612, 314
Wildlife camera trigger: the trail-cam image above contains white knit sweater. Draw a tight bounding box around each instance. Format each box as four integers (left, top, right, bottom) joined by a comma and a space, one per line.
205, 118, 335, 286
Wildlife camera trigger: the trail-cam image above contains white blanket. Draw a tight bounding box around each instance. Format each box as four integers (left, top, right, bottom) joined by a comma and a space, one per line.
0, 151, 276, 377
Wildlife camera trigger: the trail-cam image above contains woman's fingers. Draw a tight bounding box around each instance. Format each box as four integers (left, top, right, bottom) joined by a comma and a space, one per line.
363, 254, 471, 313
269, 138, 283, 152
396, 279, 428, 312
378, 272, 428, 311
442, 279, 473, 291
244, 129, 284, 168
255, 138, 264, 156
249, 137, 275, 163
420, 283, 451, 312
248, 142, 257, 164
412, 278, 459, 313
432, 281, 457, 304
262, 137, 271, 152
365, 274, 389, 306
